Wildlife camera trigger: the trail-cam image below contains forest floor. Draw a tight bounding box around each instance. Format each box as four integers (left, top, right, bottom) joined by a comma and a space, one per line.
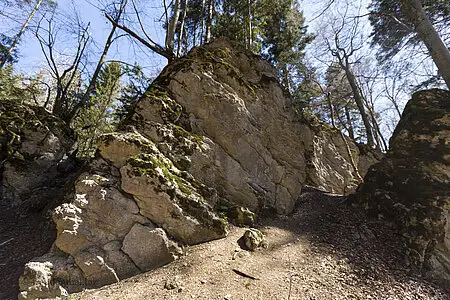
0, 208, 55, 300
71, 188, 449, 300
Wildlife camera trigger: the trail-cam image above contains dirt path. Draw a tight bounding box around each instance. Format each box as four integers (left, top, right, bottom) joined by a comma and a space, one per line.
0, 209, 56, 300
74, 188, 448, 300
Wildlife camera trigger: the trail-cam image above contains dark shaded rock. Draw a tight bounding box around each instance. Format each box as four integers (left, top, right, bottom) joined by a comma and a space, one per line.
0, 100, 78, 212
355, 89, 450, 287
227, 206, 256, 227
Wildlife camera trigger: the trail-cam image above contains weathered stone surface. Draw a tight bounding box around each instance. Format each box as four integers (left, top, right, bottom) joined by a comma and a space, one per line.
127, 38, 378, 215
18, 261, 69, 300
355, 89, 450, 286
120, 152, 228, 244
73, 246, 119, 288
239, 228, 265, 251
122, 223, 180, 271
19, 38, 380, 298
53, 173, 148, 255
227, 206, 256, 227
0, 100, 77, 211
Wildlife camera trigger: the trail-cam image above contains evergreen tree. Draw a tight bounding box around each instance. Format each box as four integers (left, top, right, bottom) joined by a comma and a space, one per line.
259, 0, 314, 94
73, 62, 122, 157
115, 65, 152, 122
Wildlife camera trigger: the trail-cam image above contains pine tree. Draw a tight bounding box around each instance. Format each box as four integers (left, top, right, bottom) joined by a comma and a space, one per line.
73, 62, 122, 157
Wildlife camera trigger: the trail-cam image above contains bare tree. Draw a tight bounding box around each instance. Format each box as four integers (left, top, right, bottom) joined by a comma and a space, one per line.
0, 0, 44, 68
323, 16, 377, 147
35, 15, 90, 121
105, 0, 179, 61
70, 0, 129, 121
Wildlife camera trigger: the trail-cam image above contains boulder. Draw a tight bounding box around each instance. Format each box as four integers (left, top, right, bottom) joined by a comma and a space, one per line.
355, 89, 450, 286
0, 100, 77, 212
122, 224, 181, 271
238, 228, 265, 251
19, 38, 380, 297
18, 261, 69, 300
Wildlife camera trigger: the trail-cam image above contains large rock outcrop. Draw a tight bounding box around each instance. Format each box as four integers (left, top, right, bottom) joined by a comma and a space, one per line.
18, 38, 380, 298
0, 99, 77, 212
355, 89, 449, 286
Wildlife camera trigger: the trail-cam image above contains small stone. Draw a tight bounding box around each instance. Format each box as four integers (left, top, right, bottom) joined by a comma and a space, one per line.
164, 276, 181, 290
224, 294, 232, 300
238, 228, 265, 251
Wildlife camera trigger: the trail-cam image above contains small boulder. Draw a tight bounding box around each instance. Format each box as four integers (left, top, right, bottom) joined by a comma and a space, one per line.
121, 223, 181, 272
238, 228, 265, 251
228, 206, 256, 227
18, 261, 69, 300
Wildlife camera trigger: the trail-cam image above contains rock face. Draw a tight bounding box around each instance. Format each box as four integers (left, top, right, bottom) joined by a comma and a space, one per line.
18, 38, 379, 297
355, 89, 450, 286
0, 100, 76, 212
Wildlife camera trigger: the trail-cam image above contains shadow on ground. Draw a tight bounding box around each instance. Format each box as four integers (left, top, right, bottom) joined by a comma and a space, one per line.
0, 209, 56, 300
260, 186, 448, 296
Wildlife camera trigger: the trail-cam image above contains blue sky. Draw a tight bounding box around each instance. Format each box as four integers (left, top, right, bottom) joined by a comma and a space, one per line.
5, 0, 167, 76
6, 0, 327, 76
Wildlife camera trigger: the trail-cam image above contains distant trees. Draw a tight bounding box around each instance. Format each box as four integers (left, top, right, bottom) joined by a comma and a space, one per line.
369, 0, 450, 88
259, 0, 314, 94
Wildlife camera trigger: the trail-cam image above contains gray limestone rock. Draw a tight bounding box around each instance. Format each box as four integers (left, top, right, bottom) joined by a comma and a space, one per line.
122, 224, 181, 271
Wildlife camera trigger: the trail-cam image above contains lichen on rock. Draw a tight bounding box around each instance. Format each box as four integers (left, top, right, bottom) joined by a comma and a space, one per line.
18, 38, 381, 297
355, 89, 450, 286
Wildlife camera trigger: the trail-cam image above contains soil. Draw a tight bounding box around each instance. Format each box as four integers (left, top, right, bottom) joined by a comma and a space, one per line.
0, 208, 56, 300
71, 188, 449, 300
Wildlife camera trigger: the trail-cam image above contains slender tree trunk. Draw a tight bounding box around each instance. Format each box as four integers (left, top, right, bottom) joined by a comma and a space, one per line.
282, 65, 291, 91
72, 0, 127, 122
177, 0, 188, 57
0, 0, 43, 68
366, 100, 388, 151
200, 0, 205, 45
247, 0, 252, 49
401, 0, 450, 89
166, 0, 181, 53
204, 0, 213, 43
390, 98, 402, 118
344, 106, 355, 140
339, 56, 375, 147
193, 20, 197, 46
183, 25, 189, 54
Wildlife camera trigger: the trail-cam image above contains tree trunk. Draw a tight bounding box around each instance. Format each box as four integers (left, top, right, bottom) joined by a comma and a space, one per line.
200, 0, 205, 45
247, 0, 252, 49
0, 0, 43, 68
166, 0, 181, 53
282, 65, 291, 92
204, 0, 213, 43
177, 0, 188, 57
72, 0, 127, 122
339, 56, 375, 147
401, 0, 450, 89
344, 106, 355, 140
